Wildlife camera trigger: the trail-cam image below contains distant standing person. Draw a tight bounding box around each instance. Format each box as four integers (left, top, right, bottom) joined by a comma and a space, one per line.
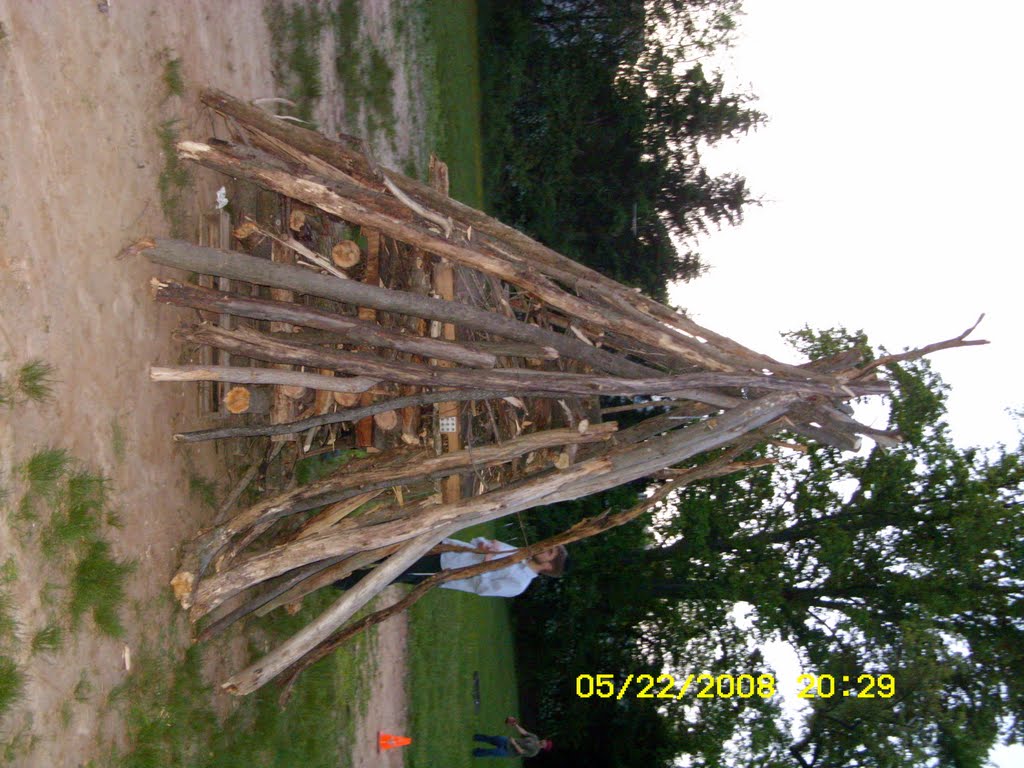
472, 716, 553, 758
333, 537, 569, 597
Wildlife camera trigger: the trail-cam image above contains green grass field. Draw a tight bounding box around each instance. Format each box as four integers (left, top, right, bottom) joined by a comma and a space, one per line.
409, 5, 523, 766
422, 0, 485, 207
406, 521, 523, 768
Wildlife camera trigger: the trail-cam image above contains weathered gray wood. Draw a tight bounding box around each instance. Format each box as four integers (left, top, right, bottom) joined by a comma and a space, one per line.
181, 323, 890, 400
176, 424, 618, 600
143, 238, 654, 378
189, 393, 798, 620
153, 278, 498, 368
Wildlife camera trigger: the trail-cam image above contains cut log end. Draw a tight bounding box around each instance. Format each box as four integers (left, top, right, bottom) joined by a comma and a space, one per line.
331, 240, 362, 269
373, 410, 399, 431
279, 384, 307, 400
224, 386, 252, 414
171, 570, 195, 609
333, 391, 360, 407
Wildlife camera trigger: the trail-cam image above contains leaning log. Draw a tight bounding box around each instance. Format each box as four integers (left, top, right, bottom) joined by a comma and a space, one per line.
150, 365, 377, 394
142, 238, 655, 379
188, 393, 796, 622
152, 278, 498, 368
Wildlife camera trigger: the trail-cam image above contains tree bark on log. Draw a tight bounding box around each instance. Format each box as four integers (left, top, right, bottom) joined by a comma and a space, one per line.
150, 365, 377, 394
275, 452, 776, 702
179, 322, 890, 400
175, 424, 617, 595
197, 88, 808, 379
142, 238, 654, 379
171, 388, 568, 443
221, 525, 459, 696
188, 393, 796, 621
152, 278, 498, 368
178, 139, 783, 376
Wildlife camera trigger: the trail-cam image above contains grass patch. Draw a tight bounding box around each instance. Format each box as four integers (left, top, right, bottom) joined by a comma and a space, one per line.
69, 540, 135, 638
0, 656, 24, 717
188, 474, 219, 511
422, 0, 484, 206
0, 592, 17, 640
111, 417, 127, 464
0, 557, 16, 585
157, 118, 192, 236
162, 53, 185, 99
21, 447, 71, 503
42, 469, 110, 556
407, 582, 522, 768
31, 624, 63, 655
103, 588, 374, 768
265, 0, 325, 124
30, 626, 62, 655
17, 359, 55, 403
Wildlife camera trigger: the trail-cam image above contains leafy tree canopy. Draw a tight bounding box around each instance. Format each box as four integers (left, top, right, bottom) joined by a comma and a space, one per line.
516, 331, 1023, 768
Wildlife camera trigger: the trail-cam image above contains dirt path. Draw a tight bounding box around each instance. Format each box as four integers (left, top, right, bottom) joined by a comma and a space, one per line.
0, 2, 416, 765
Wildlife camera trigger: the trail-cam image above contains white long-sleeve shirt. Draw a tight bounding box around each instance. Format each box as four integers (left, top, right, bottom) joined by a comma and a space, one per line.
430, 537, 538, 597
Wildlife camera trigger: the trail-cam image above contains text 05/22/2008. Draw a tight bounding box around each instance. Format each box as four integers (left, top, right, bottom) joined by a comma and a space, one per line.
575, 673, 896, 700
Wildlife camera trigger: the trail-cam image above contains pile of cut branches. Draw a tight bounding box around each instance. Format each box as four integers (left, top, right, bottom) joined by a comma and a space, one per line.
137, 89, 986, 698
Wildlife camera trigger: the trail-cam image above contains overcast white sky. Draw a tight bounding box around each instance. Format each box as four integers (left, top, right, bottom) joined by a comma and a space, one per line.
671, 2, 1024, 764
671, 0, 1024, 451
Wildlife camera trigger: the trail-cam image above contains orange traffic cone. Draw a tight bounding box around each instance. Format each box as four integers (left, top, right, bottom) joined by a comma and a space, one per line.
378, 731, 413, 752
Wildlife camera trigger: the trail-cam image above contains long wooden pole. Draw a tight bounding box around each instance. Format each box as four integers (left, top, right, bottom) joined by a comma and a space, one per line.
188, 393, 798, 620
142, 238, 654, 379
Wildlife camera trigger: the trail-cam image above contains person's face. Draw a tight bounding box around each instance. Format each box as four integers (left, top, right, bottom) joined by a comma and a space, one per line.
533, 548, 558, 571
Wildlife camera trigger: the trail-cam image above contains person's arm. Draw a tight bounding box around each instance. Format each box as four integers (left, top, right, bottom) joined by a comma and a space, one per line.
481, 538, 514, 562
507, 717, 536, 738
508, 739, 526, 754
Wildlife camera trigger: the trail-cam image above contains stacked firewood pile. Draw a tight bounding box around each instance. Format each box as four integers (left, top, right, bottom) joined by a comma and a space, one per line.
136, 89, 986, 699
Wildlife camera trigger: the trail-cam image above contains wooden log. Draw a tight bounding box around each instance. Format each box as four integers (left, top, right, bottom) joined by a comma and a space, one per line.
176, 423, 617, 593
189, 394, 794, 620
224, 386, 271, 415
195, 88, 842, 383
142, 238, 646, 378
426, 157, 463, 503
331, 240, 362, 269
180, 423, 620, 616
355, 229, 381, 448
173, 388, 562, 443
373, 410, 399, 432
218, 395, 797, 695
152, 278, 498, 369
179, 323, 891, 401
150, 365, 377, 394
269, 240, 299, 439
173, 141, 698, 373
276, 451, 768, 699
313, 369, 335, 415
221, 526, 458, 696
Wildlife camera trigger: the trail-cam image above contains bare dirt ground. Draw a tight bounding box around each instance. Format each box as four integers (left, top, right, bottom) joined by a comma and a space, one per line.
0, 2, 417, 765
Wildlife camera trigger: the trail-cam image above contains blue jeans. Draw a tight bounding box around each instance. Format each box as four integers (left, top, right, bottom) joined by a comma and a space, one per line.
473, 734, 513, 758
